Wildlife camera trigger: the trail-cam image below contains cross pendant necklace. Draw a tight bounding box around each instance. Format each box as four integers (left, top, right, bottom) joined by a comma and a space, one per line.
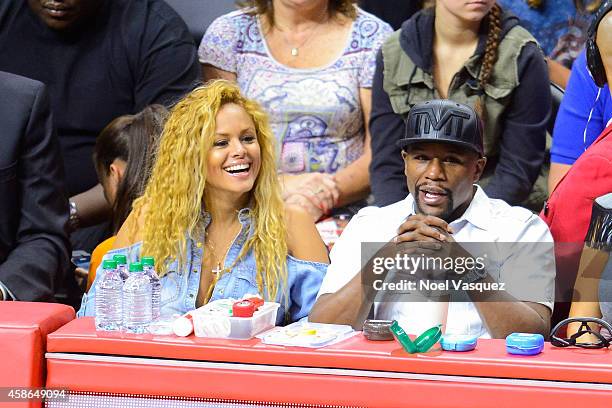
211, 263, 223, 275
206, 236, 226, 276
205, 226, 240, 276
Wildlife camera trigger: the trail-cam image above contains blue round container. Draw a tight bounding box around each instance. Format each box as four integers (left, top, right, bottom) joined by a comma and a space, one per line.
440, 334, 478, 352
505, 333, 544, 356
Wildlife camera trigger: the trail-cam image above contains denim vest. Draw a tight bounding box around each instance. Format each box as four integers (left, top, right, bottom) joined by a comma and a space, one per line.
78, 208, 328, 325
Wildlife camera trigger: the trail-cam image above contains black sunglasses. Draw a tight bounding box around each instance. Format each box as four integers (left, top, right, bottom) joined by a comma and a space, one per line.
550, 317, 612, 349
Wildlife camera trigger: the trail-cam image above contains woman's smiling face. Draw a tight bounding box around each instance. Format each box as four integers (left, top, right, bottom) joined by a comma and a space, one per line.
205, 103, 261, 200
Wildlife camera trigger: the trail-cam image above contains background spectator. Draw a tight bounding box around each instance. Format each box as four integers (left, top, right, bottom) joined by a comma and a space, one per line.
498, 0, 600, 88
0, 71, 71, 302
199, 0, 393, 221
94, 105, 167, 235
83, 105, 167, 291
370, 1, 550, 210
0, 0, 199, 254
549, 49, 612, 192
542, 2, 612, 328
498, 0, 599, 68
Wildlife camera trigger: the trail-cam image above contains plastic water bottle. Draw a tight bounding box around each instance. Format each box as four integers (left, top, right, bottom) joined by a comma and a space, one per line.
142, 256, 161, 320
95, 260, 123, 331
113, 254, 129, 281
122, 262, 152, 333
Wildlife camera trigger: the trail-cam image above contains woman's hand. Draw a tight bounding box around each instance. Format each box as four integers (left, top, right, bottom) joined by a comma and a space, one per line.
285, 193, 325, 222
280, 173, 340, 213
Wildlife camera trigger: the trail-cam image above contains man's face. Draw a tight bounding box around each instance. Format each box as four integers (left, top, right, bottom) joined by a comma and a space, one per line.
402, 142, 486, 222
27, 0, 102, 32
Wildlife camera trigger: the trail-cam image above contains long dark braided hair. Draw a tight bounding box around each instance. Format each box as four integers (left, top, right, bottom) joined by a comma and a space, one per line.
474, 3, 502, 121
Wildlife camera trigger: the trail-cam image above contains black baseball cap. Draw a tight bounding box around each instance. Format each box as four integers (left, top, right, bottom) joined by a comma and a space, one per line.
397, 100, 484, 156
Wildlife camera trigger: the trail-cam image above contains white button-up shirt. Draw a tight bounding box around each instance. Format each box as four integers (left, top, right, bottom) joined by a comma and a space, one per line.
317, 186, 555, 338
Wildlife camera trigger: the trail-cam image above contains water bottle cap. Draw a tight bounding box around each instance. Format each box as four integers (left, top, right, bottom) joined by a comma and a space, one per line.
232, 300, 255, 317
142, 256, 155, 267
102, 260, 118, 269
113, 254, 128, 265
129, 262, 144, 272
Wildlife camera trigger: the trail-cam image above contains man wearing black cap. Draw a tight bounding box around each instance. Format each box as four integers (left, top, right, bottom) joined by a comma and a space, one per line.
310, 100, 555, 339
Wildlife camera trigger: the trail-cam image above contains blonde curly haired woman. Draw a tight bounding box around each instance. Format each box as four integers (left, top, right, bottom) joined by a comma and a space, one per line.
78, 80, 329, 323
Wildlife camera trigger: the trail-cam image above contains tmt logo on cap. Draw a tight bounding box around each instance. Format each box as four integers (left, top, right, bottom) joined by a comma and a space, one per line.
412, 108, 470, 138
397, 100, 484, 156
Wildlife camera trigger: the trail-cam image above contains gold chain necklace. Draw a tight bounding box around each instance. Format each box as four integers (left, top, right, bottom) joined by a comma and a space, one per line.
202, 225, 242, 303
204, 222, 243, 274
273, 9, 329, 57
205, 232, 231, 276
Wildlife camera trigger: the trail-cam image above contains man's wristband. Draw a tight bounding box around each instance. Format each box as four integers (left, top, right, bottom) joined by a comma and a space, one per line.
69, 200, 80, 230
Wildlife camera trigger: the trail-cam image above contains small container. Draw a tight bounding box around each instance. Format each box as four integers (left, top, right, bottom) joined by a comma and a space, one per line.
390, 320, 417, 353
261, 322, 355, 348
363, 320, 394, 341
440, 334, 478, 352
506, 333, 544, 356
390, 321, 442, 354
193, 302, 280, 339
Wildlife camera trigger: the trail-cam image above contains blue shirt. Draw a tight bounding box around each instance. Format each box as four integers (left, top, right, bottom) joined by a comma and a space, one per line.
551, 50, 612, 165
78, 208, 328, 325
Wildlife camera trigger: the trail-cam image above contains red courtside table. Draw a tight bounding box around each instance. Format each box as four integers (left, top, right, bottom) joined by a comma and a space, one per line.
0, 302, 75, 408
45, 317, 612, 407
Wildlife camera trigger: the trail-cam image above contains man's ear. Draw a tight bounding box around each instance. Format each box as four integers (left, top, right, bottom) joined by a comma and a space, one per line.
401, 149, 410, 178
473, 156, 487, 182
